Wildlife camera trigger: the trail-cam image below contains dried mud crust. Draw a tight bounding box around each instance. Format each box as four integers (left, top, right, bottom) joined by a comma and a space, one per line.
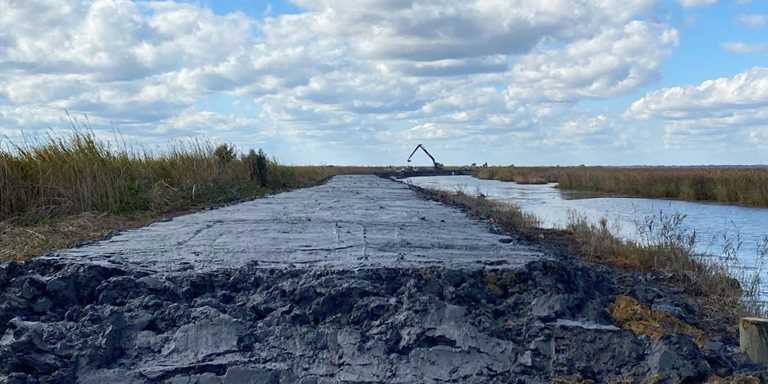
0, 257, 764, 383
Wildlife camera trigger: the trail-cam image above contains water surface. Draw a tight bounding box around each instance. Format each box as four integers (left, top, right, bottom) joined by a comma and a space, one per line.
404, 175, 768, 270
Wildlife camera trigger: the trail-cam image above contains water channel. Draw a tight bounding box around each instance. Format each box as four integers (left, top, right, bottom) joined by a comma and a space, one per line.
404, 175, 768, 274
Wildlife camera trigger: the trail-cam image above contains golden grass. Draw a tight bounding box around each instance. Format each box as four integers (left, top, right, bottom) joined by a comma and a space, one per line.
0, 133, 349, 223
0, 212, 158, 261
473, 166, 768, 207
0, 132, 387, 260
426, 189, 540, 231
609, 295, 706, 347
418, 187, 764, 323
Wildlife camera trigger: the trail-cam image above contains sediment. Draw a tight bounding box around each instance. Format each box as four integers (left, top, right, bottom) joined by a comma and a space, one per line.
0, 175, 765, 383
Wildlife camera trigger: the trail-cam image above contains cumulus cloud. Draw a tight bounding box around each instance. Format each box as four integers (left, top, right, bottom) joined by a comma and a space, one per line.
626, 67, 768, 146
507, 21, 678, 102
0, 0, 257, 127
251, 0, 674, 148
0, 0, 680, 162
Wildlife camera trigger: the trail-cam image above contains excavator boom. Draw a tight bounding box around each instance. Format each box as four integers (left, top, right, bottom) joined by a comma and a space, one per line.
407, 144, 443, 169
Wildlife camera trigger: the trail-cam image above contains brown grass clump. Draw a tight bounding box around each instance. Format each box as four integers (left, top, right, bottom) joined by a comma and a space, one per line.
0, 212, 158, 261
609, 295, 707, 347
427, 189, 540, 232
565, 210, 763, 321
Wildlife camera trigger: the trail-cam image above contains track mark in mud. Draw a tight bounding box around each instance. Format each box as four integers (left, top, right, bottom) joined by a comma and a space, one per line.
296, 245, 357, 252
175, 220, 222, 247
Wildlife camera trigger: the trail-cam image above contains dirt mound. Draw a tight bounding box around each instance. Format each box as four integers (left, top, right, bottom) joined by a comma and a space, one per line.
1, 257, 761, 383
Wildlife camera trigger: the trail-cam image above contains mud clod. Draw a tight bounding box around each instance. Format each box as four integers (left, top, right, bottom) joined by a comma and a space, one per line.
3, 256, 758, 383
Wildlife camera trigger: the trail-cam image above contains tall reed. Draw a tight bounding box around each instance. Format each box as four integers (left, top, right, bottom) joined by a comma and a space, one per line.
0, 132, 336, 223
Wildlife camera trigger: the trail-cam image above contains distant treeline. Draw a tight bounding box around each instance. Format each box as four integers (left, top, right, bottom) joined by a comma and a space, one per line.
473, 166, 768, 207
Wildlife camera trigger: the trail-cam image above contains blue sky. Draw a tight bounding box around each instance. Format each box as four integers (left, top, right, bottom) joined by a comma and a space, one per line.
1, 0, 767, 165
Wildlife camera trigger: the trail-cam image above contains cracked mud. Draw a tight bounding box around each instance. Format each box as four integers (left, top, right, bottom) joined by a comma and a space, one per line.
0, 176, 763, 383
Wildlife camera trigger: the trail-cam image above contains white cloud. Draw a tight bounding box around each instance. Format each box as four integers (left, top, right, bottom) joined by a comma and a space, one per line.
737, 14, 768, 28
506, 21, 678, 102
626, 67, 768, 146
678, 0, 718, 7
251, 0, 673, 148
0, 0, 680, 162
722, 42, 768, 54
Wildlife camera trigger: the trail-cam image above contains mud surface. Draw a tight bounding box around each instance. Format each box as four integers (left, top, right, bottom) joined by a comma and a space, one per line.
49, 175, 543, 273
0, 176, 765, 383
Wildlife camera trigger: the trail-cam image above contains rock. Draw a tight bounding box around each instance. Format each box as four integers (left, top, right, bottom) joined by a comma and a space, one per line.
30, 297, 51, 314
645, 334, 711, 382
162, 312, 243, 360
1, 373, 38, 384
46, 275, 78, 305
518, 350, 533, 367
651, 303, 687, 320
18, 276, 46, 300
76, 369, 146, 384
703, 340, 725, 353
740, 317, 768, 365
164, 373, 222, 384
530, 294, 571, 320
223, 367, 280, 384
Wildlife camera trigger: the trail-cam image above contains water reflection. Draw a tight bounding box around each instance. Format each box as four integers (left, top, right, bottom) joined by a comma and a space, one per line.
404, 175, 768, 269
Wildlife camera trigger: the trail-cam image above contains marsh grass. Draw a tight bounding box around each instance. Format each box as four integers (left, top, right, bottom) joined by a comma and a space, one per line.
428, 189, 540, 231
0, 131, 357, 260
0, 131, 338, 224
421, 185, 768, 318
566, 209, 768, 318
474, 166, 768, 207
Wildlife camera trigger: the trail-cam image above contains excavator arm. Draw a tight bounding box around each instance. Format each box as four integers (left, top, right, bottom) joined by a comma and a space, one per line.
407, 144, 443, 169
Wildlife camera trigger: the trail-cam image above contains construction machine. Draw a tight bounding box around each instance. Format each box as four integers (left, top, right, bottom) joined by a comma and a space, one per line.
407, 144, 443, 170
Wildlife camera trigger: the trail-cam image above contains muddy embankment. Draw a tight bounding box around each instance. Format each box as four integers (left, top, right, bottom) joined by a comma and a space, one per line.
0, 175, 765, 383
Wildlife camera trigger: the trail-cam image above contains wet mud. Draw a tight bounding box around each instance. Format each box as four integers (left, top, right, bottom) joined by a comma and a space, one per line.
0, 176, 765, 383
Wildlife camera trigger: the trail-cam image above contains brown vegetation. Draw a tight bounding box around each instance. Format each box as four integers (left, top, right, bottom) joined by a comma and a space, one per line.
0, 132, 384, 261
609, 295, 707, 347
419, 186, 765, 323
425, 189, 541, 231
474, 166, 768, 207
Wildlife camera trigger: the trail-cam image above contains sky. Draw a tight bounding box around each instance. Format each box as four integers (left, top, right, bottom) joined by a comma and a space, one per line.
0, 1, 767, 166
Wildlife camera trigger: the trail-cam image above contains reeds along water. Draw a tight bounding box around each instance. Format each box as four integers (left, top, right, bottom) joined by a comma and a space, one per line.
566, 209, 768, 317
0, 132, 337, 223
474, 166, 768, 207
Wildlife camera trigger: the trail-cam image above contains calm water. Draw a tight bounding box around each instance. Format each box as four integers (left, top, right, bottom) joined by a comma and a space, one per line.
404, 175, 768, 270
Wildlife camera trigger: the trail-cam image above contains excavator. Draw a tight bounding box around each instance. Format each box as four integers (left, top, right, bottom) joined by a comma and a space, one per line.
407, 144, 443, 170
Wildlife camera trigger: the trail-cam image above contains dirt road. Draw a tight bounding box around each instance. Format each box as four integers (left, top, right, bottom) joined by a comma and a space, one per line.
51, 175, 544, 272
